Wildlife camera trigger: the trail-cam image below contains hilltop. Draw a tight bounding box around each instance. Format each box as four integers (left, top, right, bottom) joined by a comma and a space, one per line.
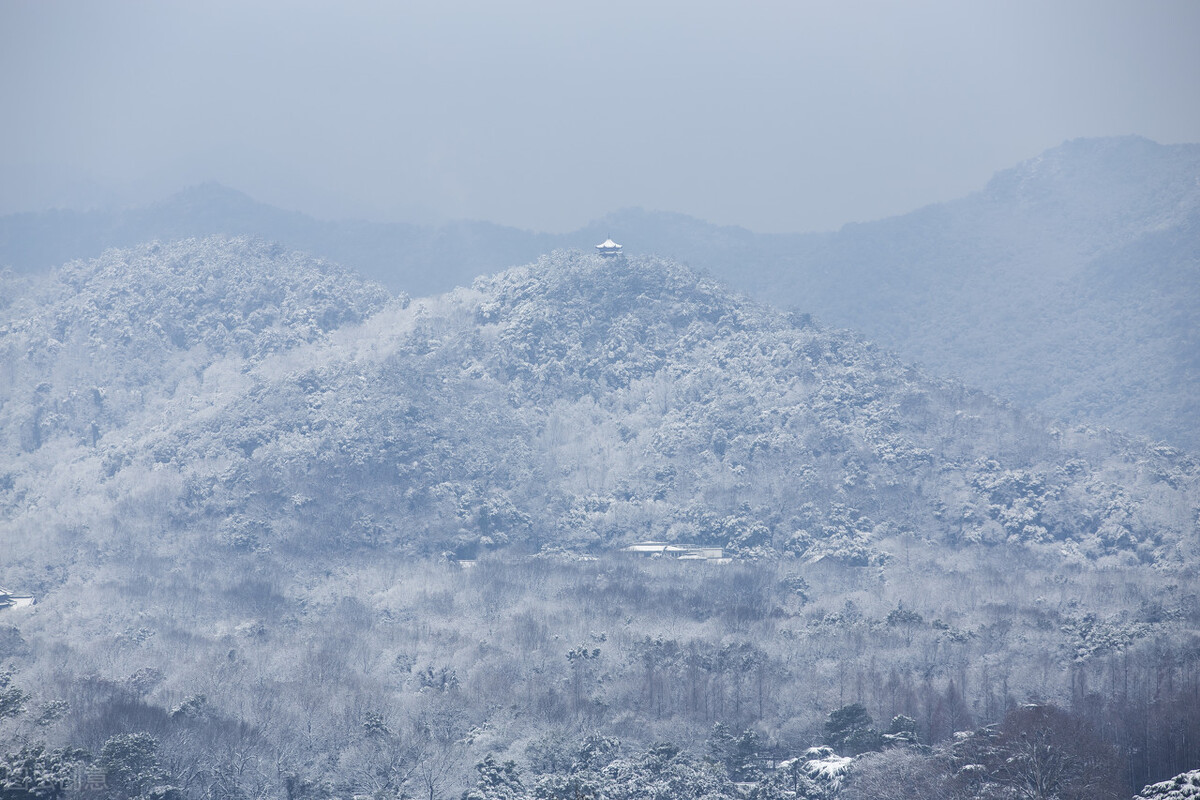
3, 243, 1194, 574
0, 237, 391, 460
3, 137, 1196, 450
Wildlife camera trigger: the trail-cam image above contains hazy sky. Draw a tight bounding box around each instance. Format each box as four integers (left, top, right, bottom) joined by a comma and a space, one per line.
2, 0, 1199, 232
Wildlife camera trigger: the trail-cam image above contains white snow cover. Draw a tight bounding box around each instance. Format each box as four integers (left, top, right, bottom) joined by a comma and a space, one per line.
777, 747, 854, 793
1137, 770, 1200, 800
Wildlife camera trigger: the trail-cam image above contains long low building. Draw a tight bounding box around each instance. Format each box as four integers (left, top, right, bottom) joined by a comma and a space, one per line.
0, 587, 35, 610
620, 542, 728, 562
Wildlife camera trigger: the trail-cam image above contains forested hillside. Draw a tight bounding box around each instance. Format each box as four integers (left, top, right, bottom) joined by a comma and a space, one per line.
4, 137, 1196, 451
3, 242, 1195, 568
592, 138, 1200, 450
1, 241, 1197, 798
753, 136, 1200, 451
0, 239, 391, 461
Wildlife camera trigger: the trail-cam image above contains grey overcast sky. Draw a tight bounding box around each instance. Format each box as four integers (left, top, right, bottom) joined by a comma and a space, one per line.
2, 0, 1199, 233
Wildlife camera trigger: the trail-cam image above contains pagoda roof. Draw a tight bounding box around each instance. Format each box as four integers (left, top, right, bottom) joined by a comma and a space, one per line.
596, 239, 622, 250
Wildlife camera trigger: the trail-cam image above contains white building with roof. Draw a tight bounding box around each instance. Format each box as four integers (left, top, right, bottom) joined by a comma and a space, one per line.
620, 542, 728, 562
595, 238, 622, 257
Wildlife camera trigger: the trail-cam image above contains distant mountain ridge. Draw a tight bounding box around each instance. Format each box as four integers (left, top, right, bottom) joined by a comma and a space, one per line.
2, 136, 1197, 448
0, 182, 556, 297
761, 136, 1200, 449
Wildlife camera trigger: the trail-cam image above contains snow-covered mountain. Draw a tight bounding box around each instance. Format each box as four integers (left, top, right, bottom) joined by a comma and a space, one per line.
4, 137, 1196, 451
753, 136, 1200, 451
4, 242, 1194, 571
1, 239, 1196, 797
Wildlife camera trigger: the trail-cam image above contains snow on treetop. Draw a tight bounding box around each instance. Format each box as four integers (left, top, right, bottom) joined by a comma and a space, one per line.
1137, 770, 1200, 800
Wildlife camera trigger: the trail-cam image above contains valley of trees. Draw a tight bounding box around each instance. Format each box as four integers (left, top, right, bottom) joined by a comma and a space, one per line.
1, 551, 1197, 799
0, 240, 1197, 798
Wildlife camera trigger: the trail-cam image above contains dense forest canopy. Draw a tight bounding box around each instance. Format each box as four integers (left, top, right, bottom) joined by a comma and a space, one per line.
2, 242, 1195, 569
3, 137, 1197, 450
0, 239, 1198, 798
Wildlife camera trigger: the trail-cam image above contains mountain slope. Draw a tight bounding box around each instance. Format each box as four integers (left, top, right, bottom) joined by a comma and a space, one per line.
3, 137, 1196, 450
750, 136, 1200, 449
0, 237, 391, 466
4, 245, 1195, 584
2, 242, 1198, 798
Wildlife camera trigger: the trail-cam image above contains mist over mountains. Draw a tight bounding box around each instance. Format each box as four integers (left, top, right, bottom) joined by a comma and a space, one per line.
1, 138, 1199, 798
3, 136, 1197, 452
764, 136, 1200, 452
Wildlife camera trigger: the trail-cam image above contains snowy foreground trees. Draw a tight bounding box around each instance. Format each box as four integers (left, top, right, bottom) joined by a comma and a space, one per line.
455, 703, 1128, 800
1, 546, 1197, 799
0, 702, 1147, 800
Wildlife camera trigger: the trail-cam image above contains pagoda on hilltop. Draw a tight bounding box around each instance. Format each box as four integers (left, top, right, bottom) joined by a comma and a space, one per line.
595, 238, 623, 258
